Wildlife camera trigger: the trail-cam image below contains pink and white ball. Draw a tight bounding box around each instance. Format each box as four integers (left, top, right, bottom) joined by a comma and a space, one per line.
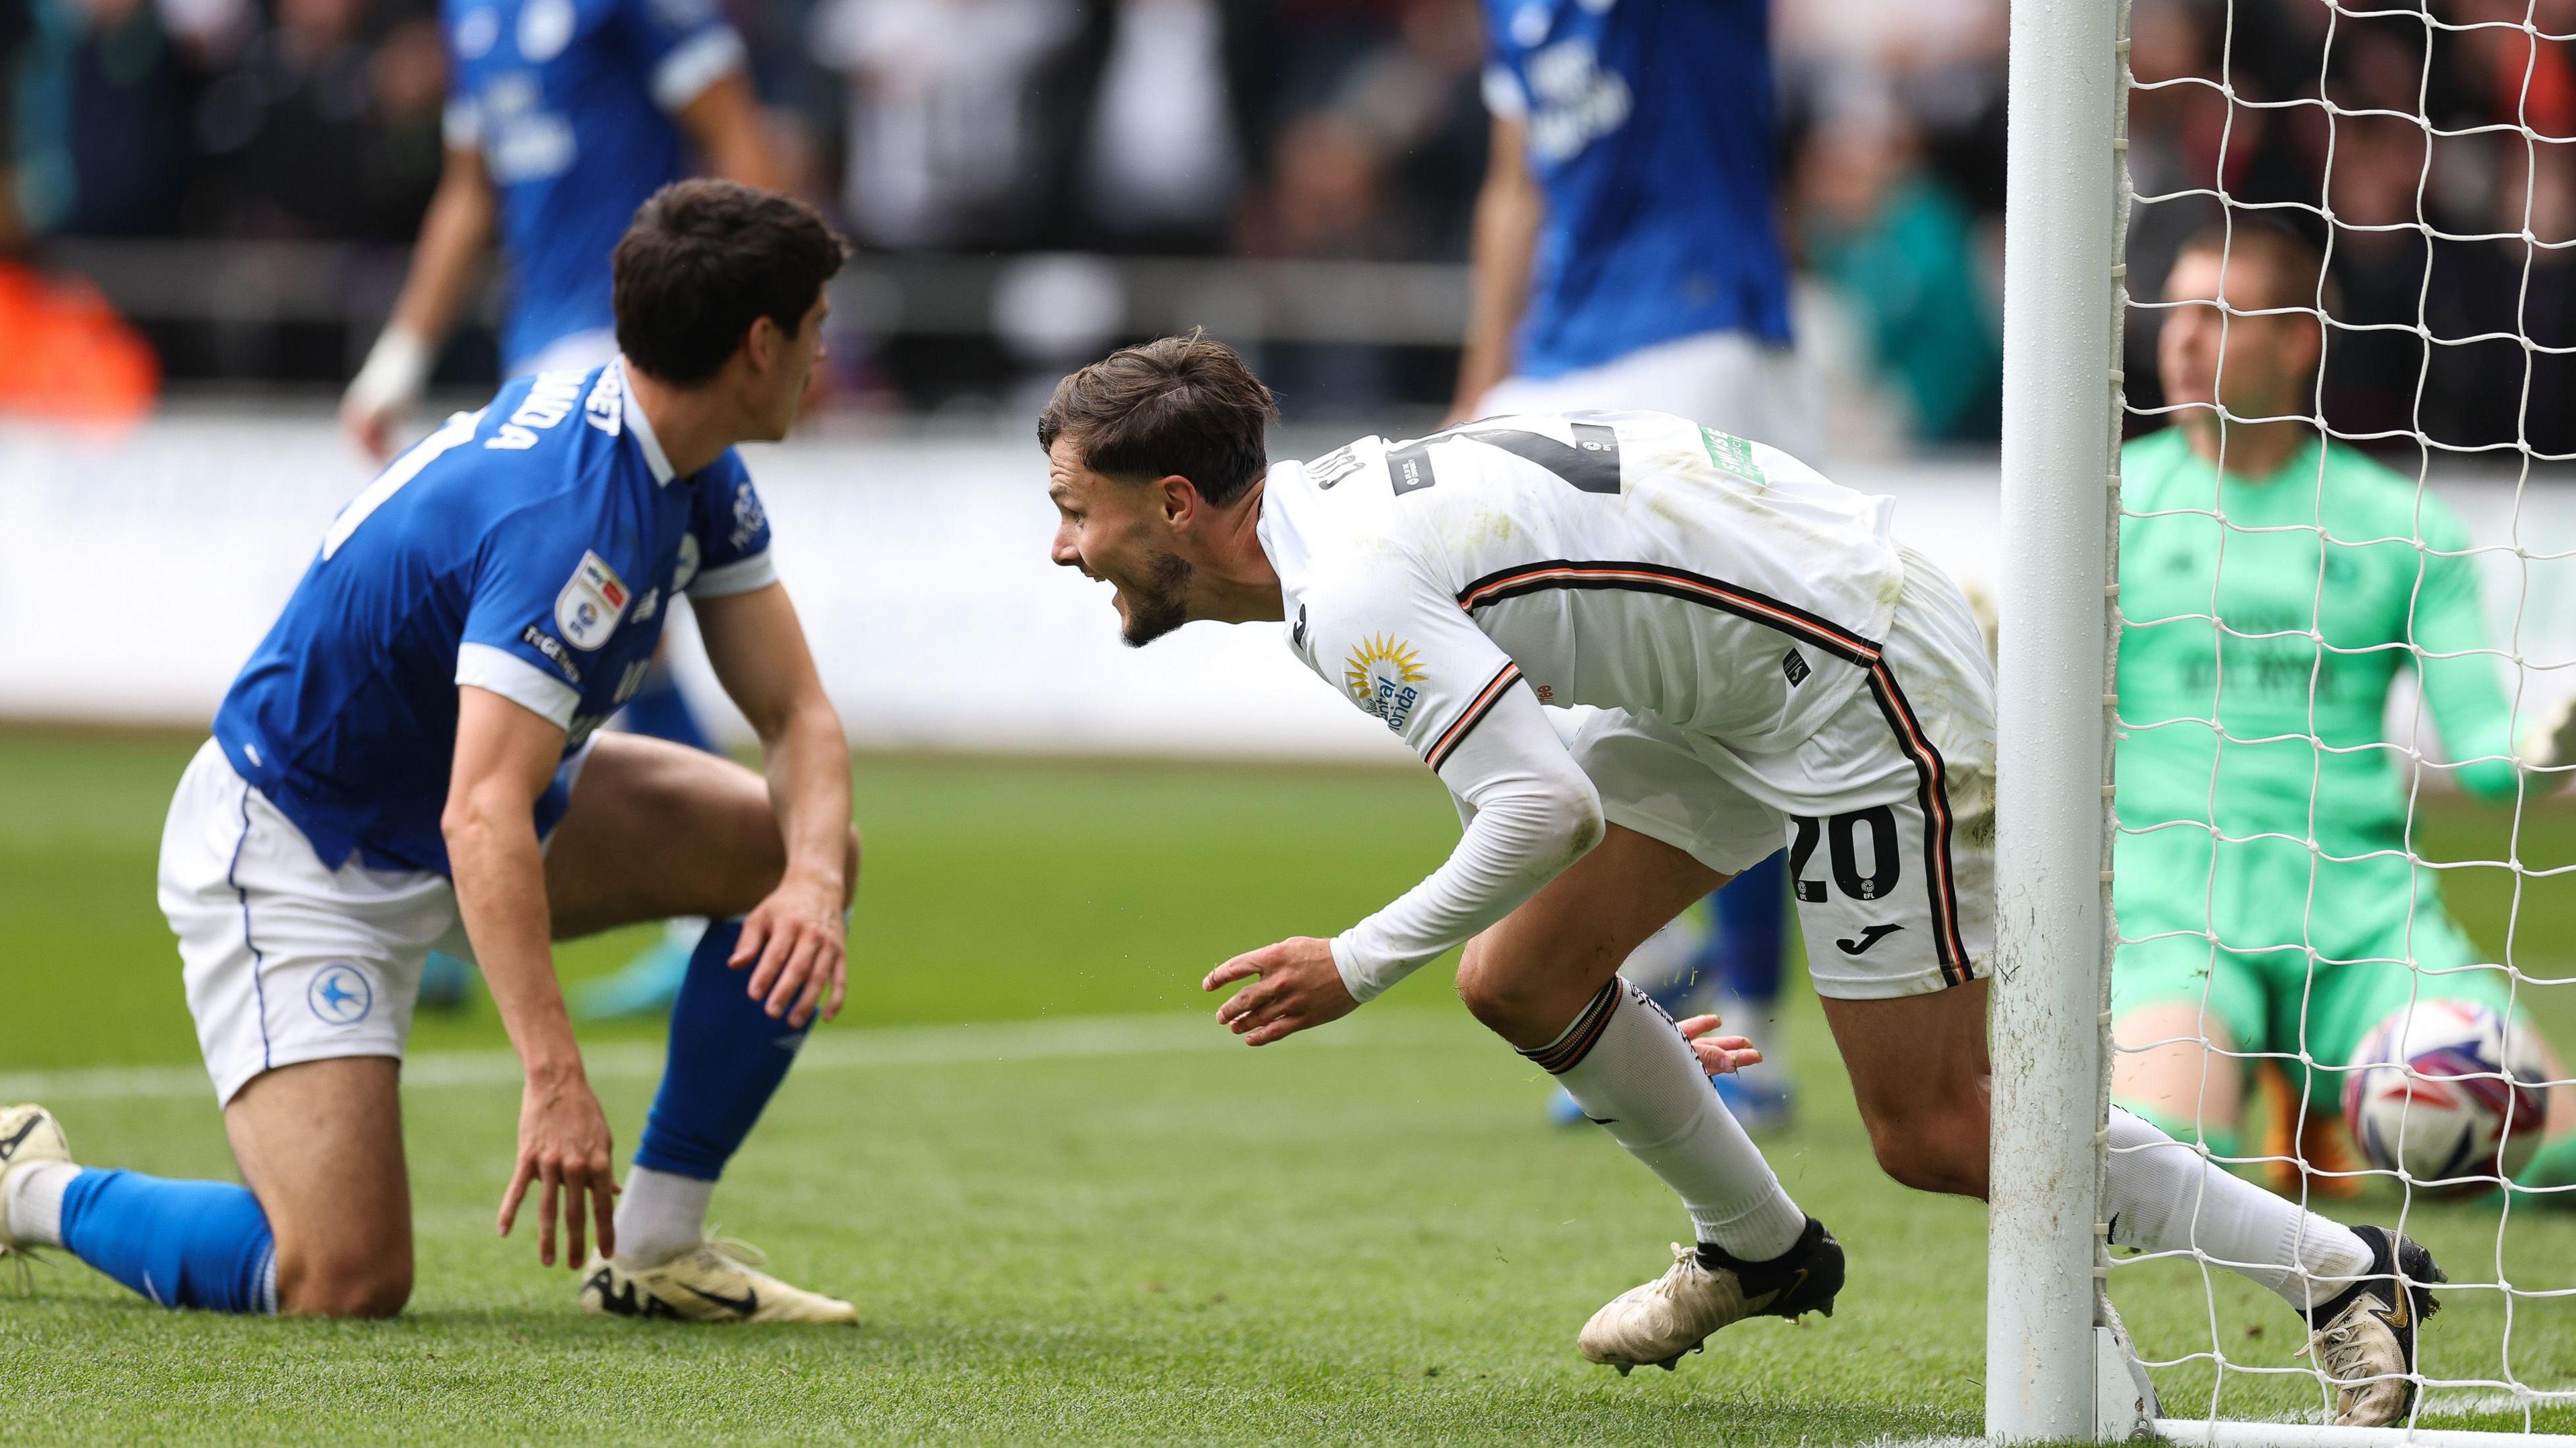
2343, 999, 2548, 1196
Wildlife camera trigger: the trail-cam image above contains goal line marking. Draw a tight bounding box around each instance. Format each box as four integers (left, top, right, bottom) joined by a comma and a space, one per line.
0, 1011, 1460, 1104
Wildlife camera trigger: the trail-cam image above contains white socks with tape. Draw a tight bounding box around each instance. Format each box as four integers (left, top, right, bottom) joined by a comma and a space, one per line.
2104, 1105, 2371, 1311
1526, 979, 1807, 1262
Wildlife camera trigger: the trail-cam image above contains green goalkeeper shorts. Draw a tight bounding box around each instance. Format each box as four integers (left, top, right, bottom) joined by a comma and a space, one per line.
2110, 824, 2515, 1113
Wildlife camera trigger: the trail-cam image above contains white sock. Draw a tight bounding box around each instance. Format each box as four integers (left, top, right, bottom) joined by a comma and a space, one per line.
2104, 1106, 2371, 1312
5, 1160, 80, 1249
1526, 979, 1809, 1260
256, 1242, 279, 1314
613, 1165, 714, 1268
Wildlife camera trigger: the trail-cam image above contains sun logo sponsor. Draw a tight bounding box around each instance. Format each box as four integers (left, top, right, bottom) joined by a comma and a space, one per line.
1345, 635, 1428, 734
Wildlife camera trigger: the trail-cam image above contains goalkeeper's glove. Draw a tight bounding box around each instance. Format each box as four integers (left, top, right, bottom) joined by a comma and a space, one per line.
341, 326, 433, 461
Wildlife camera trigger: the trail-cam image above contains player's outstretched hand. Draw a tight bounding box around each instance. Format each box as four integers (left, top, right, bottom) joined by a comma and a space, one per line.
1205, 936, 1356, 1046
1676, 1014, 1765, 1076
498, 1067, 619, 1270
733, 869, 847, 1028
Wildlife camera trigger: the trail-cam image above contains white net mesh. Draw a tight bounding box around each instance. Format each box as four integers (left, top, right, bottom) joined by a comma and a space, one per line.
2109, 0, 2576, 1432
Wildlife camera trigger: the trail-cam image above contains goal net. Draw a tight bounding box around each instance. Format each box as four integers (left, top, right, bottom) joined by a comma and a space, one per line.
1994, 0, 2576, 1441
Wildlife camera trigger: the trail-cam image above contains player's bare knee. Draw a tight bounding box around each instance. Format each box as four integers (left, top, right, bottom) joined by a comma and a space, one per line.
1454, 940, 1540, 1036
278, 1249, 412, 1319
1864, 1114, 1988, 1199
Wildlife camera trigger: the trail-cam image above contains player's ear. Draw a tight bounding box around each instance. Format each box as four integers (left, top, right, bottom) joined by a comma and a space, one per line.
740, 314, 784, 378
1154, 474, 1197, 528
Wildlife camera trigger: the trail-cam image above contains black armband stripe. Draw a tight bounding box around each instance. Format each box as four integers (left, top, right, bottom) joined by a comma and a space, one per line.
1424, 663, 1525, 772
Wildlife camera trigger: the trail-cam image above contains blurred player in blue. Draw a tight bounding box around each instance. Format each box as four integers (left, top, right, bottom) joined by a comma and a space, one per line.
1453, 0, 1806, 1130
341, 0, 792, 1020
3, 182, 861, 1323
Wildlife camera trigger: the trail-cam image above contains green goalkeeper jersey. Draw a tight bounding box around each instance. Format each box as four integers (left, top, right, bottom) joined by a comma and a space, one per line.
2116, 427, 2520, 852
2112, 427, 2538, 1116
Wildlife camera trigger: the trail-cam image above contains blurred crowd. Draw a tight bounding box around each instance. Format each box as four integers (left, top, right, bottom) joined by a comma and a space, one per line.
2, 0, 2012, 429
4, 0, 2567, 454
2126, 0, 2576, 458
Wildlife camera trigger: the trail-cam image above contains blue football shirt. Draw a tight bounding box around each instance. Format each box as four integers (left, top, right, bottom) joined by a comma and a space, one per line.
1481, 0, 1791, 378
441, 0, 746, 370
213, 361, 777, 875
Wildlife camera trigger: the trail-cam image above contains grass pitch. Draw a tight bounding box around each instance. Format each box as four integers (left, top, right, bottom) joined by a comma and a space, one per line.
1, 730, 2572, 1443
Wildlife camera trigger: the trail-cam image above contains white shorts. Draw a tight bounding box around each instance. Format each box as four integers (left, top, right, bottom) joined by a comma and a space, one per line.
1563, 548, 1997, 1001
158, 738, 590, 1105
1478, 330, 1823, 462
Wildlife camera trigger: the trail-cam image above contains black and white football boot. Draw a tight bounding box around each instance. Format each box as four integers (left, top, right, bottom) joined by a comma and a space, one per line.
1579, 1216, 1844, 1374
2303, 1225, 2445, 1428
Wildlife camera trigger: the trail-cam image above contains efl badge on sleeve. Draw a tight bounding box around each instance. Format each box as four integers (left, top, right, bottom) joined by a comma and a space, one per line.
555, 550, 631, 651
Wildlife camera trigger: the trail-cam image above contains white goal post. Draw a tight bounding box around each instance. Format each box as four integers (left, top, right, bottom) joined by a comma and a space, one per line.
1990, 0, 2576, 1442
1988, 0, 2125, 1433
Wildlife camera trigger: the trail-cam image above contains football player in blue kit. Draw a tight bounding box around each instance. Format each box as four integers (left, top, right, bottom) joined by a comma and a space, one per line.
341, 0, 791, 1017
1454, 0, 1807, 1129
1, 182, 861, 1324
342, 0, 783, 443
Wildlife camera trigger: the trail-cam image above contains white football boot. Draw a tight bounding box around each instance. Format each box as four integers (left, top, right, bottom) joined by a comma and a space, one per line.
2302, 1225, 2444, 1427
1580, 1216, 1844, 1373
580, 1237, 857, 1325
0, 1104, 72, 1261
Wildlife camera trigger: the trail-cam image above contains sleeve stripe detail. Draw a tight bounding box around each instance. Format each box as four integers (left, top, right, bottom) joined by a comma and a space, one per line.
686, 549, 777, 599
455, 643, 579, 730
1424, 663, 1523, 772
651, 27, 747, 111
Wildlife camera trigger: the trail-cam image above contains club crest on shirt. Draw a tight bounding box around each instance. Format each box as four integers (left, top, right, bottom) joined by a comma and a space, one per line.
555, 550, 631, 651
1345, 635, 1428, 734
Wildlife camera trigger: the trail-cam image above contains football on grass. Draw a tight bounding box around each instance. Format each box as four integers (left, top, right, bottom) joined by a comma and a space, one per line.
2343, 999, 2548, 1196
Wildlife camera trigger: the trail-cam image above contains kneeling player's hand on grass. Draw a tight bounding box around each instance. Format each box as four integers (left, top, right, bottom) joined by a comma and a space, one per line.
499, 1068, 619, 1269
1677, 1015, 1764, 1076
1205, 936, 1357, 1046
735, 870, 847, 1028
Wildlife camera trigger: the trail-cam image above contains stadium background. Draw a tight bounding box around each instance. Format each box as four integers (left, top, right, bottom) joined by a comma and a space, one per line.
5, 0, 2576, 1439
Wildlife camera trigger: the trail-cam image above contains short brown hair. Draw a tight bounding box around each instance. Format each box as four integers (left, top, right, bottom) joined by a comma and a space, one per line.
1037, 335, 1279, 507
612, 180, 852, 385
2174, 221, 2341, 317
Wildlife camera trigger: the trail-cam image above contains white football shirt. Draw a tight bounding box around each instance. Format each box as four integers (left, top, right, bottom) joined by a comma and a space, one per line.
1253, 410, 1910, 999
1263, 410, 1904, 770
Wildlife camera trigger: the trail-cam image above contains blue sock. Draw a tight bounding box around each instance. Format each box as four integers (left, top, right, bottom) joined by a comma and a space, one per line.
618, 667, 713, 753
633, 920, 811, 1180
1703, 850, 1787, 1001
58, 1170, 276, 1313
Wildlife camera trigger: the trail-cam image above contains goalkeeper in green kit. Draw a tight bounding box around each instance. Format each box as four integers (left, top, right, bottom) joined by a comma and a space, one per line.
2110, 223, 2576, 1198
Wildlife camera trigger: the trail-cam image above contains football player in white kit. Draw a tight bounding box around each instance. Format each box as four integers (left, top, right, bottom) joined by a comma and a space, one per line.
1036, 336, 2443, 1427
1454, 0, 1816, 1129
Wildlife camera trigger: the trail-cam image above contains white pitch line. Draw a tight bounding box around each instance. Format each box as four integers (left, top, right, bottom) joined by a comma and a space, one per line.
0, 1011, 1452, 1104
2420, 1388, 2576, 1419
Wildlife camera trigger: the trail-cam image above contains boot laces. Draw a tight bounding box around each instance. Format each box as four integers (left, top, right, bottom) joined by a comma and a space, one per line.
2298, 1302, 2391, 1389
